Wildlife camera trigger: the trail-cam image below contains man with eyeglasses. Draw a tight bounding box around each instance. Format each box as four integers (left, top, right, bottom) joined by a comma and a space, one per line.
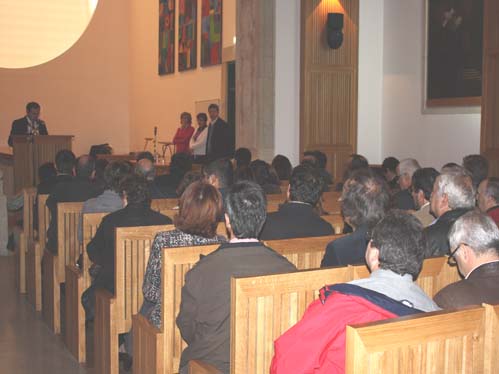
434, 210, 499, 309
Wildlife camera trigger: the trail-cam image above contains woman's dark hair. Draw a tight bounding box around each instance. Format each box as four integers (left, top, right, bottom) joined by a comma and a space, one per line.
224, 181, 267, 239
104, 161, 131, 192
38, 162, 56, 183
272, 155, 292, 181
289, 165, 324, 206
196, 112, 208, 121
371, 210, 426, 279
234, 148, 252, 168
55, 149, 76, 174
341, 169, 390, 229
136, 151, 155, 163
412, 167, 439, 201
176, 171, 203, 196
250, 160, 280, 188
234, 165, 255, 183
174, 181, 223, 238
120, 174, 151, 206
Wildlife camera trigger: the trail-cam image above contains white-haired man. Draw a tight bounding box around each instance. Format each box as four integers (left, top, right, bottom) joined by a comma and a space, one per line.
424, 171, 475, 257
477, 177, 499, 226
393, 158, 420, 210
434, 211, 499, 308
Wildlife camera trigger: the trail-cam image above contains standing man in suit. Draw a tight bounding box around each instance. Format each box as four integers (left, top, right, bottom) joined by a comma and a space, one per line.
205, 103, 235, 160
8, 102, 48, 146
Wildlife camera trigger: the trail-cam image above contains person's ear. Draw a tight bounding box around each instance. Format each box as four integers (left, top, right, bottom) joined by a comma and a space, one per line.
224, 213, 234, 239
286, 184, 291, 201
365, 241, 380, 272
122, 192, 128, 206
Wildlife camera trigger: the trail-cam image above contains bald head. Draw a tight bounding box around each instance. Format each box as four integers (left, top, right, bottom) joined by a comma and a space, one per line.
135, 158, 156, 181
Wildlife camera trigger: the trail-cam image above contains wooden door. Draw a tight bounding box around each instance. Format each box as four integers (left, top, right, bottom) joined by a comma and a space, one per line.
481, 0, 499, 176
300, 0, 358, 183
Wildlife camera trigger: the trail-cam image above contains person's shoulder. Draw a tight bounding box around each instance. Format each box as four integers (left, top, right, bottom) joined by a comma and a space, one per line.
433, 280, 469, 308
12, 117, 26, 125
150, 209, 173, 224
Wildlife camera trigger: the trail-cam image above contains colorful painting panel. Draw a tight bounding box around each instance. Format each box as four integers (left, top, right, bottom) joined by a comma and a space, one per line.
158, 0, 175, 75
178, 0, 197, 71
201, 0, 222, 67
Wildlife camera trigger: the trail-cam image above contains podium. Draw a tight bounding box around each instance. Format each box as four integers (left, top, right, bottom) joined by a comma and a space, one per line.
12, 135, 73, 192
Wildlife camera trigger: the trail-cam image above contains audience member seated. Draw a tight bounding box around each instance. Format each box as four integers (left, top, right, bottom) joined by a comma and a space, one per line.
33, 162, 57, 231
139, 182, 227, 332
335, 153, 369, 191
424, 171, 475, 257
434, 210, 499, 308
462, 154, 489, 189
440, 162, 463, 173
46, 154, 103, 254
260, 165, 334, 240
82, 175, 172, 321
135, 158, 165, 198
176, 171, 203, 197
176, 181, 297, 373
381, 156, 399, 193
202, 158, 234, 203
411, 167, 439, 227
477, 177, 499, 225
321, 169, 389, 267
271, 211, 439, 374
233, 165, 254, 183
78, 161, 131, 242
249, 160, 282, 195
93, 158, 109, 191
303, 150, 333, 186
135, 151, 155, 163
393, 158, 420, 210
155, 152, 192, 197
233, 147, 252, 169
271, 154, 293, 181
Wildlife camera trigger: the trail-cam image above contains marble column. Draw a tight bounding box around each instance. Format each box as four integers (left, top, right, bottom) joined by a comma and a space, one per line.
236, 0, 275, 161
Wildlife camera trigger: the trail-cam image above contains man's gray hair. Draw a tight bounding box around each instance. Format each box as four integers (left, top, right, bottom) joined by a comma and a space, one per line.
434, 172, 475, 209
484, 177, 499, 204
449, 210, 499, 256
135, 159, 156, 182
398, 158, 421, 178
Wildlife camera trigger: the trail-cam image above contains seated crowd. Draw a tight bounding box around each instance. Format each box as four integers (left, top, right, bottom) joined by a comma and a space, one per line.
33, 147, 498, 373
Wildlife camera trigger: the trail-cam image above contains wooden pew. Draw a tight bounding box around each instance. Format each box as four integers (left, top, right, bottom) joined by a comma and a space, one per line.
351, 256, 461, 299
345, 306, 487, 373
151, 198, 179, 212
484, 303, 499, 373
42, 202, 83, 333
132, 244, 220, 374
94, 224, 173, 374
17, 187, 36, 294
26, 194, 49, 311
265, 234, 342, 270
64, 212, 108, 363
231, 267, 354, 374
321, 191, 341, 214
321, 213, 344, 233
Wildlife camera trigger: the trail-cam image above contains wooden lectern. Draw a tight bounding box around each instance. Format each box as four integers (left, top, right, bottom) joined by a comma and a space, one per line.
12, 135, 73, 193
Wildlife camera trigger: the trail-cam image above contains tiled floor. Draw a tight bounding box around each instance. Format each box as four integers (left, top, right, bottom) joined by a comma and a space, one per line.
0, 256, 89, 374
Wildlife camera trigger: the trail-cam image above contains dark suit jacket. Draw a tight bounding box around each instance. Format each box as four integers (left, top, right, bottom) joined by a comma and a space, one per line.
433, 261, 499, 309
46, 177, 103, 253
392, 189, 415, 210
423, 208, 471, 258
154, 173, 184, 198
87, 203, 172, 292
260, 202, 334, 240
34, 174, 72, 231
176, 242, 296, 373
8, 116, 48, 146
321, 225, 369, 267
206, 118, 235, 160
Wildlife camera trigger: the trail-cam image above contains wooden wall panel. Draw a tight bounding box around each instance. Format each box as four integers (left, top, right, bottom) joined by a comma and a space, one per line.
301, 0, 358, 183
481, 0, 499, 176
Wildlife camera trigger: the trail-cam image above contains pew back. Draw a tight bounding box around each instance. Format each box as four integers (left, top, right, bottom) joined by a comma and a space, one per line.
152, 198, 179, 212
231, 266, 354, 374
57, 202, 84, 283
23, 187, 37, 242
38, 194, 50, 245
81, 212, 108, 286
345, 306, 486, 373
484, 303, 499, 373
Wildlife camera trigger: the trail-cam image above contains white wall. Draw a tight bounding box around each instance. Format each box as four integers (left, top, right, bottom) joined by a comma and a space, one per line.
381, 0, 480, 168
274, 0, 301, 166
357, 0, 384, 163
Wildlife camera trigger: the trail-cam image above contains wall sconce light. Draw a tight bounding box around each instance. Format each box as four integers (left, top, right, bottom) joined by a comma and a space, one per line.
326, 13, 344, 49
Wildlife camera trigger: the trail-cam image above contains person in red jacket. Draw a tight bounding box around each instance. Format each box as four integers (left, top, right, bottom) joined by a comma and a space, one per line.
270, 210, 440, 374
172, 112, 195, 154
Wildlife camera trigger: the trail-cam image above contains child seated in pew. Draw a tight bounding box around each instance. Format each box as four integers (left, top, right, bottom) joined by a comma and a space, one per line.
176, 181, 297, 373
270, 210, 440, 374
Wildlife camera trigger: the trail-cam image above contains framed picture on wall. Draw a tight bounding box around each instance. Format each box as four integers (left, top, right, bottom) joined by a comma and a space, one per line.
201, 0, 223, 67
424, 0, 483, 108
178, 0, 197, 71
159, 0, 175, 75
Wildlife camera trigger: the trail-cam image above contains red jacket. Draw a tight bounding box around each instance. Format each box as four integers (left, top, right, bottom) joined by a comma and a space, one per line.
173, 125, 194, 154
270, 284, 421, 374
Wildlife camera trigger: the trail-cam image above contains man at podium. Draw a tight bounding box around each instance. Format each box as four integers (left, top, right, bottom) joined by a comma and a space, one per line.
8, 102, 48, 146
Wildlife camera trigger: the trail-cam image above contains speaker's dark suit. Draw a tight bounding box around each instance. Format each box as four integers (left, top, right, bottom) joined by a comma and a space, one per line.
206, 117, 235, 160
8, 116, 48, 146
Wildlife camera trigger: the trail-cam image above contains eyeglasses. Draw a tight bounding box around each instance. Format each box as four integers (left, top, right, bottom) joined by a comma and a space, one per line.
447, 243, 466, 266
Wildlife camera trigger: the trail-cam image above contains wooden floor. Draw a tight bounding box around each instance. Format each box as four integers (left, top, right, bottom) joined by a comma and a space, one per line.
0, 255, 89, 374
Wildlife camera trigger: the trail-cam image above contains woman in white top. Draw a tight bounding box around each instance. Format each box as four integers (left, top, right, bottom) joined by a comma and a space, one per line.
189, 112, 209, 162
